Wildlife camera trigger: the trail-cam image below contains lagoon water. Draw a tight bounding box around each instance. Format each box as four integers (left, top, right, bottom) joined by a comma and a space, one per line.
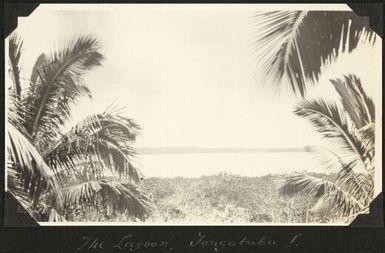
137, 152, 325, 178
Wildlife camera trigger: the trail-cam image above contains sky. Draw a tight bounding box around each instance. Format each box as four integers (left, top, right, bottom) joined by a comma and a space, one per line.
10, 4, 381, 150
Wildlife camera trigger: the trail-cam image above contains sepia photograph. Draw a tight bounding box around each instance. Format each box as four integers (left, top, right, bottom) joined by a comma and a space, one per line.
4, 4, 382, 226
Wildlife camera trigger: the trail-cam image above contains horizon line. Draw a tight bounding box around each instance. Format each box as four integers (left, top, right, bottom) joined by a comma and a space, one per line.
135, 146, 309, 154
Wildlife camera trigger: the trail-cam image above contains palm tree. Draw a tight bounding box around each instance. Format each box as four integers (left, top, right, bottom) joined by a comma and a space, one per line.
6, 34, 152, 221
253, 10, 377, 220
42, 108, 153, 221
254, 10, 376, 96
279, 75, 375, 219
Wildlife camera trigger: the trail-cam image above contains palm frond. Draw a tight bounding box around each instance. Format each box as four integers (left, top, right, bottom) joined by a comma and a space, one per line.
359, 123, 375, 159
294, 99, 367, 170
29, 53, 47, 89
8, 188, 41, 221
8, 167, 59, 221
279, 173, 330, 198
8, 123, 53, 185
8, 33, 23, 99
331, 75, 375, 129
279, 173, 364, 216
7, 90, 27, 132
44, 112, 142, 182
61, 179, 153, 219
324, 189, 365, 216
334, 163, 373, 206
254, 11, 308, 96
303, 145, 373, 206
7, 122, 62, 208
22, 35, 103, 150
305, 145, 347, 171
254, 11, 376, 96
48, 208, 67, 222
307, 145, 373, 201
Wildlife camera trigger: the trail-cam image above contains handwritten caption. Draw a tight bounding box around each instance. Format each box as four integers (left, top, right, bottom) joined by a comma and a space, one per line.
76, 232, 302, 252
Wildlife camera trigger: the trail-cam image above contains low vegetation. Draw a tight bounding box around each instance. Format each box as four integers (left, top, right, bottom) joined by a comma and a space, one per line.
71, 172, 345, 224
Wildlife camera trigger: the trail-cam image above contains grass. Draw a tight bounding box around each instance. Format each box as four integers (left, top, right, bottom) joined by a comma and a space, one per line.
67, 172, 341, 223
140, 172, 334, 224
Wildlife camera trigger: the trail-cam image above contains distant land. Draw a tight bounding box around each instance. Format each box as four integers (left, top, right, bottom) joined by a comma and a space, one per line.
136, 146, 309, 154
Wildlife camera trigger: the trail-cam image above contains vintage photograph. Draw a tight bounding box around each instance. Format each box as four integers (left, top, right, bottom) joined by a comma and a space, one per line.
4, 4, 382, 225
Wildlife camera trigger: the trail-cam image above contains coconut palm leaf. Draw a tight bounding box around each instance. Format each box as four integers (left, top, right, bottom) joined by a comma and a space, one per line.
43, 112, 142, 182
7, 123, 56, 189
48, 208, 67, 222
324, 188, 365, 216
8, 33, 23, 99
61, 179, 153, 220
305, 145, 347, 171
7, 122, 62, 210
279, 173, 364, 216
307, 146, 374, 200
294, 99, 367, 170
331, 75, 375, 129
279, 173, 331, 198
304, 145, 373, 201
29, 53, 47, 89
7, 91, 26, 132
8, 188, 41, 221
254, 11, 375, 96
254, 11, 308, 96
359, 123, 375, 159
22, 35, 103, 150
334, 163, 373, 205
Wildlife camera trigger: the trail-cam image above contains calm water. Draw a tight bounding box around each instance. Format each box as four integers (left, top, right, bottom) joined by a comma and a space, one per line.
136, 152, 324, 178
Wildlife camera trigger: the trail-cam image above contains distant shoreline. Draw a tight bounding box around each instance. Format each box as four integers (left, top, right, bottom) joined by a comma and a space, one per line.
136, 146, 308, 154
